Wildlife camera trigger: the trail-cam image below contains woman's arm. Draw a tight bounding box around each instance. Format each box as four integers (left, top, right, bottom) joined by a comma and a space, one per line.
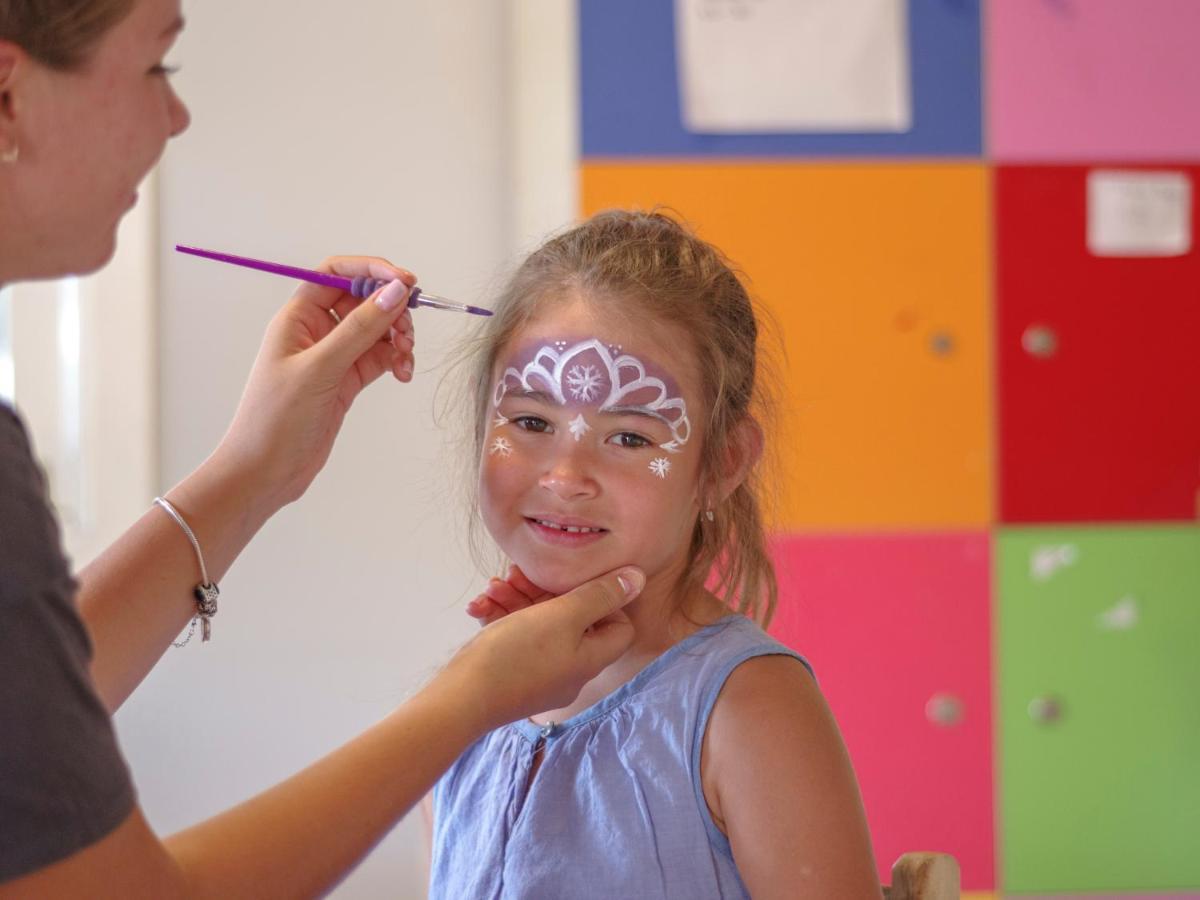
2, 680, 474, 900
702, 655, 883, 900
78, 258, 416, 712
2, 567, 642, 899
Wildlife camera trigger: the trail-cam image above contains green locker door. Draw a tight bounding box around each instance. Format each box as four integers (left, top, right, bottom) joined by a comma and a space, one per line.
997, 526, 1200, 893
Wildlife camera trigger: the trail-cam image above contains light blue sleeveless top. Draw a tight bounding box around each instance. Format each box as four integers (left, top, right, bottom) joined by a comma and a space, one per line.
429, 614, 812, 899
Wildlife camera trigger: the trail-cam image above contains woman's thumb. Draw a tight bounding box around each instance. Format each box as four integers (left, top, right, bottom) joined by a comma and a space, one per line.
562, 567, 644, 629
316, 279, 411, 372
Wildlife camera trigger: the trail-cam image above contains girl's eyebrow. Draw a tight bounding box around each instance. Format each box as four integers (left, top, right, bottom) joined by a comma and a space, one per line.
600, 405, 671, 427
503, 389, 561, 406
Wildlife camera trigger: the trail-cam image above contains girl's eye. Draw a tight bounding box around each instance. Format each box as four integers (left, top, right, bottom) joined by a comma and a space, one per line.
512, 415, 551, 434
150, 64, 181, 78
611, 432, 651, 449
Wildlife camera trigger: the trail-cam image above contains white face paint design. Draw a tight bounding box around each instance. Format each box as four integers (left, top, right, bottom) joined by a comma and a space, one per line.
568, 413, 592, 441
489, 436, 513, 458
492, 338, 691, 454
649, 457, 671, 479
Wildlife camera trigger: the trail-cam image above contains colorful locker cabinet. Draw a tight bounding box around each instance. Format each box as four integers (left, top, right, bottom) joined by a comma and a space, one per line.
582, 162, 992, 531
996, 165, 1200, 524
770, 533, 994, 891
997, 526, 1200, 893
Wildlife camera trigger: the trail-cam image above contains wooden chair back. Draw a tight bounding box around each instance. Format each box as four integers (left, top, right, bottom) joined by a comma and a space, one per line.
882, 852, 960, 900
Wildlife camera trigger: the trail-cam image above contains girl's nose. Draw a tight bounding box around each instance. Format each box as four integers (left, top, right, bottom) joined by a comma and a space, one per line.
538, 450, 599, 503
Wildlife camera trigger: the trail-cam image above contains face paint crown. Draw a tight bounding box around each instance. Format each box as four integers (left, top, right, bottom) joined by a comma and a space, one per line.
494, 338, 692, 452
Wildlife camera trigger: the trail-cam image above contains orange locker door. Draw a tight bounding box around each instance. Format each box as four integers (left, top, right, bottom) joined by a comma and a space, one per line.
583, 162, 992, 530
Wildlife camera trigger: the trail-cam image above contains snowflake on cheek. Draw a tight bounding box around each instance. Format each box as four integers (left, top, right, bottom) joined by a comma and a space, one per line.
649, 457, 671, 479
489, 437, 513, 458
492, 414, 508, 429
568, 413, 591, 442
566, 364, 605, 403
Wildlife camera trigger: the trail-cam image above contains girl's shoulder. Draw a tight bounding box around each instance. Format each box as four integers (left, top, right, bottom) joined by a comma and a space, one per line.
683, 613, 814, 700
699, 638, 880, 897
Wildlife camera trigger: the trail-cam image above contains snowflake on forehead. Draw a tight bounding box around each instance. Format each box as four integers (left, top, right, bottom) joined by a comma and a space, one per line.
489, 437, 513, 458
568, 413, 591, 442
566, 364, 605, 402
649, 457, 671, 479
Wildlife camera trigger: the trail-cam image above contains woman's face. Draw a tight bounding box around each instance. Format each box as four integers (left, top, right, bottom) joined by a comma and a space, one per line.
4, 0, 190, 278
479, 299, 707, 596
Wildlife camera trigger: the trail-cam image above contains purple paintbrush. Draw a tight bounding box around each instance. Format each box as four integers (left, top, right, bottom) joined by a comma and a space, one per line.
176, 245, 493, 317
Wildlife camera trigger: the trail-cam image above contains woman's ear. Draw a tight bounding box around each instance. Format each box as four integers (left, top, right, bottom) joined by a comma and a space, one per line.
0, 42, 26, 155
714, 417, 764, 504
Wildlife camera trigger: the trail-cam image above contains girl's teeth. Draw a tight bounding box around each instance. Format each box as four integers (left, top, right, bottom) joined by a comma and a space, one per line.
536, 519, 601, 534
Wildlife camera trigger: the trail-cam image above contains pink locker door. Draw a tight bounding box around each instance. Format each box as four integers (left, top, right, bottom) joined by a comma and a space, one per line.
989, 0, 1200, 160
770, 533, 994, 891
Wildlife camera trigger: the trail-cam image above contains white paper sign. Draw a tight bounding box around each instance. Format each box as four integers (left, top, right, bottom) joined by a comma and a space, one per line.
1087, 170, 1192, 257
675, 0, 912, 134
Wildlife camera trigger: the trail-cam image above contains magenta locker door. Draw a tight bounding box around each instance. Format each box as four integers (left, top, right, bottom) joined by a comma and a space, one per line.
769, 533, 993, 891
997, 165, 1200, 523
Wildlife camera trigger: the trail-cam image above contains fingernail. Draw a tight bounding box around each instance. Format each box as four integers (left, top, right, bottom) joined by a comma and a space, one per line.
616, 568, 645, 598
400, 360, 414, 380
376, 279, 408, 312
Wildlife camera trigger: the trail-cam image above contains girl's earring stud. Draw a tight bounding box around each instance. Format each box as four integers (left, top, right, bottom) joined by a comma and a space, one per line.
705, 508, 715, 522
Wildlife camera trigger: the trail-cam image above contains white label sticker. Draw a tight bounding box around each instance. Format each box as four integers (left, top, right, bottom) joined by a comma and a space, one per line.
1097, 595, 1139, 632
1030, 544, 1079, 582
1087, 170, 1192, 257
675, 0, 912, 134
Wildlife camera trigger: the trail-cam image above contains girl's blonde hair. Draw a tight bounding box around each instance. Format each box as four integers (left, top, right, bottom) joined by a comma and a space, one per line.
462, 209, 783, 626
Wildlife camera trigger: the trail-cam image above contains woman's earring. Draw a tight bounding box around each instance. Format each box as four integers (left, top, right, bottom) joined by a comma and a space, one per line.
0, 145, 18, 164
705, 508, 715, 522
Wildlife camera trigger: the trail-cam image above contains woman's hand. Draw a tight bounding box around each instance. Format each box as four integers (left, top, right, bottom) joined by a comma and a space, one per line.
441, 567, 644, 731
213, 256, 418, 515
466, 564, 551, 626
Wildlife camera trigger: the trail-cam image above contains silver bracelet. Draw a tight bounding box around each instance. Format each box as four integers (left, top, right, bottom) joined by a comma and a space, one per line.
154, 496, 219, 646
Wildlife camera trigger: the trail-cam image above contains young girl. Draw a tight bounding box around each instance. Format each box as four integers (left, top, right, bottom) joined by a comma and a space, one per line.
430, 211, 880, 898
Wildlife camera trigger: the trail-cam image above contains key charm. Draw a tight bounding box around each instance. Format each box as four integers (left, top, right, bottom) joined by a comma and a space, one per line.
194, 583, 219, 643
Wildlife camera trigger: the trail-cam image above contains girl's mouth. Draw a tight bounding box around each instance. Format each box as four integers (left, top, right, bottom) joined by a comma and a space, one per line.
525, 516, 609, 546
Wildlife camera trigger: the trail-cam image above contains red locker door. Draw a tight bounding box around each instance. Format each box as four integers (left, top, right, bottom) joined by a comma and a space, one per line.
769, 533, 994, 891
997, 164, 1200, 523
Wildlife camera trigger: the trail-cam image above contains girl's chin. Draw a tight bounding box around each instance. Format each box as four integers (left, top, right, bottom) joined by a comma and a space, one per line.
511, 558, 616, 598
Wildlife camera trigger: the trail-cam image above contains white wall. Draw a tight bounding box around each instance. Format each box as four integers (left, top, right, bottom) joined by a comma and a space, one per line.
112, 2, 575, 897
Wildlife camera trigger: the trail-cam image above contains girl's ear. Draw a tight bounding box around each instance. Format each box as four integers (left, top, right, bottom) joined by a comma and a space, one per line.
713, 417, 764, 504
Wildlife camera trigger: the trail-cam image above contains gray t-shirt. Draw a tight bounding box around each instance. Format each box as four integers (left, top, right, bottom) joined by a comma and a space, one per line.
0, 403, 134, 882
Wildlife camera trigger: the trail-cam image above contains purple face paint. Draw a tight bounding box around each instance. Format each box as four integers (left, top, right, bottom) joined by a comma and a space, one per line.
492, 336, 692, 453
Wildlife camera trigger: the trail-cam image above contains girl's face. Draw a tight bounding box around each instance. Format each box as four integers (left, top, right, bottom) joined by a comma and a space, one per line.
479, 300, 706, 595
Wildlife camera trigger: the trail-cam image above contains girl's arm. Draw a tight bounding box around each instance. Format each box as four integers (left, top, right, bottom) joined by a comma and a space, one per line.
701, 655, 883, 900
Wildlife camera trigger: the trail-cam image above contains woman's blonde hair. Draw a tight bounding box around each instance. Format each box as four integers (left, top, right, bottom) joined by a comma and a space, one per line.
459, 209, 783, 626
0, 0, 134, 70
